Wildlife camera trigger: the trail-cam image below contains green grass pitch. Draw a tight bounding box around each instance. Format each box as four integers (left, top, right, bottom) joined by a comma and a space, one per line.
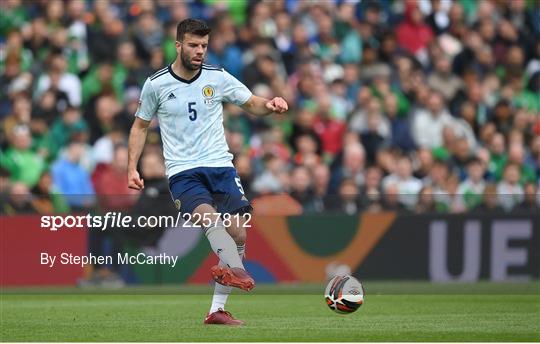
1, 282, 539, 342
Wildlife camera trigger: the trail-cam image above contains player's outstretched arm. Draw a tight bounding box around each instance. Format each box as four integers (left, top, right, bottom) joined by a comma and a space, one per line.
241, 95, 288, 117
127, 117, 150, 190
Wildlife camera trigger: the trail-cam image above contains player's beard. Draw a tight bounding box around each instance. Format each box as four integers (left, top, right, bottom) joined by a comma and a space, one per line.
180, 48, 203, 71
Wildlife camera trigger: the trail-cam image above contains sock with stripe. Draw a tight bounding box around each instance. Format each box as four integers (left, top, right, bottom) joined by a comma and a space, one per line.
209, 243, 245, 313
205, 224, 244, 269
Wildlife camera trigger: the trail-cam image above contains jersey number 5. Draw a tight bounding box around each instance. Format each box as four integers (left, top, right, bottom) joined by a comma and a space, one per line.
188, 102, 197, 121
235, 177, 245, 195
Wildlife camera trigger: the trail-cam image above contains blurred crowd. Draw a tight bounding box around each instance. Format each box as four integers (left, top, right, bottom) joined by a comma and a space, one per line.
1, 0, 539, 217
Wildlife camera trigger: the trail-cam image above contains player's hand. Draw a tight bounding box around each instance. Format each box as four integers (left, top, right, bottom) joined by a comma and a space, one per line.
128, 169, 144, 190
266, 97, 288, 114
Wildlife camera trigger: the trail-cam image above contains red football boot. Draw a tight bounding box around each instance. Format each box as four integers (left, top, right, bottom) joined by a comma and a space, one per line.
204, 308, 245, 325
210, 265, 255, 291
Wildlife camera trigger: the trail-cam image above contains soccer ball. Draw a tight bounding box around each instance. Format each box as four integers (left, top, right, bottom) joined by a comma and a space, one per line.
324, 275, 364, 314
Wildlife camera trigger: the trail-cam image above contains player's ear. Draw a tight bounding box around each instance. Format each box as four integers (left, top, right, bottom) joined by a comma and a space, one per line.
175, 41, 181, 49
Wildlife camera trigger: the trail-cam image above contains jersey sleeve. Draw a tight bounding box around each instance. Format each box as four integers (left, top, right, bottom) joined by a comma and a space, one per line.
135, 78, 159, 121
221, 70, 252, 106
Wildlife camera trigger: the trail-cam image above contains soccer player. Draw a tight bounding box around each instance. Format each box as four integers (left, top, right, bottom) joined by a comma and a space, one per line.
127, 19, 288, 325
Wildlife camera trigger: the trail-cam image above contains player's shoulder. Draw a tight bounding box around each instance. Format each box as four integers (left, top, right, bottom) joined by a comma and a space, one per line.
202, 63, 224, 72
148, 66, 169, 82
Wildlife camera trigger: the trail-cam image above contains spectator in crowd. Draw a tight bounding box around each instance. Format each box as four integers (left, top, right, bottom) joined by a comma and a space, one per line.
93, 144, 138, 212
31, 171, 70, 214
289, 106, 322, 156
396, 1, 433, 64
328, 178, 361, 215
359, 165, 383, 212
207, 16, 243, 79
0, 168, 10, 205
385, 93, 416, 153
92, 125, 127, 168
514, 182, 539, 213
313, 96, 347, 159
428, 56, 463, 102
81, 62, 117, 105
381, 183, 407, 212
434, 172, 461, 213
415, 186, 437, 214
507, 143, 537, 184
1, 28, 32, 76
57, 129, 95, 175
138, 148, 169, 199
456, 157, 487, 211
487, 132, 507, 181
32, 88, 69, 133
293, 133, 320, 167
1, 182, 37, 215
413, 148, 434, 180
1, 125, 45, 188
0, 56, 22, 118
35, 53, 82, 107
423, 158, 452, 208
127, 149, 172, 247
449, 136, 473, 181
360, 113, 388, 165
252, 154, 288, 195
473, 183, 505, 214
491, 99, 514, 136
251, 128, 291, 173
497, 163, 525, 212
289, 165, 315, 212
310, 163, 331, 213
2, 93, 32, 142
375, 146, 399, 176
50, 140, 95, 211
86, 93, 129, 144
87, 3, 124, 64
114, 41, 148, 95
329, 143, 366, 193
412, 90, 454, 149
350, 96, 390, 141
44, 105, 88, 160
132, 11, 164, 62
382, 156, 423, 209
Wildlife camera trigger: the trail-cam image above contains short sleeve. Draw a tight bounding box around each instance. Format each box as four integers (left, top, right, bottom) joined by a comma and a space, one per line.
221, 70, 252, 106
135, 78, 158, 121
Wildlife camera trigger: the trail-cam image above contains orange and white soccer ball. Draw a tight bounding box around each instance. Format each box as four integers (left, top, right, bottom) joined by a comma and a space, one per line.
324, 275, 365, 314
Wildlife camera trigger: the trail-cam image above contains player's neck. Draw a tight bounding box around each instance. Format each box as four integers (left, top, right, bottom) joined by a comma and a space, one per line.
171, 60, 200, 81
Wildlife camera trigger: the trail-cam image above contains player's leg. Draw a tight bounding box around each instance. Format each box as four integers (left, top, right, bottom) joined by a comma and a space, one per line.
205, 210, 250, 325
206, 167, 253, 319
188, 202, 251, 325
191, 203, 245, 270
169, 169, 250, 283
208, 212, 248, 314
208, 166, 252, 268
192, 167, 253, 292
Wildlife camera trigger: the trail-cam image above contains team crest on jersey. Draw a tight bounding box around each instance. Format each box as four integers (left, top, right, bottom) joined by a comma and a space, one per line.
202, 85, 215, 99
174, 199, 182, 210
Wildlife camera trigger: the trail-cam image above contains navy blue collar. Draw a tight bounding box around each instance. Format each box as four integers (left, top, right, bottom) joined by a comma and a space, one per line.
168, 64, 202, 84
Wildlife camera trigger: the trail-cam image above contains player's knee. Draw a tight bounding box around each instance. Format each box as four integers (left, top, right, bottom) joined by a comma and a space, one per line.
233, 231, 246, 245
228, 227, 246, 245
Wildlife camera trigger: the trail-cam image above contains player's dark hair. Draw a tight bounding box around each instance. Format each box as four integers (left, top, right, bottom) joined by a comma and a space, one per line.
176, 18, 211, 41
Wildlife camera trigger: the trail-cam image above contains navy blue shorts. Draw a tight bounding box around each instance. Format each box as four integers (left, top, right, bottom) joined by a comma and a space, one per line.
169, 167, 252, 216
